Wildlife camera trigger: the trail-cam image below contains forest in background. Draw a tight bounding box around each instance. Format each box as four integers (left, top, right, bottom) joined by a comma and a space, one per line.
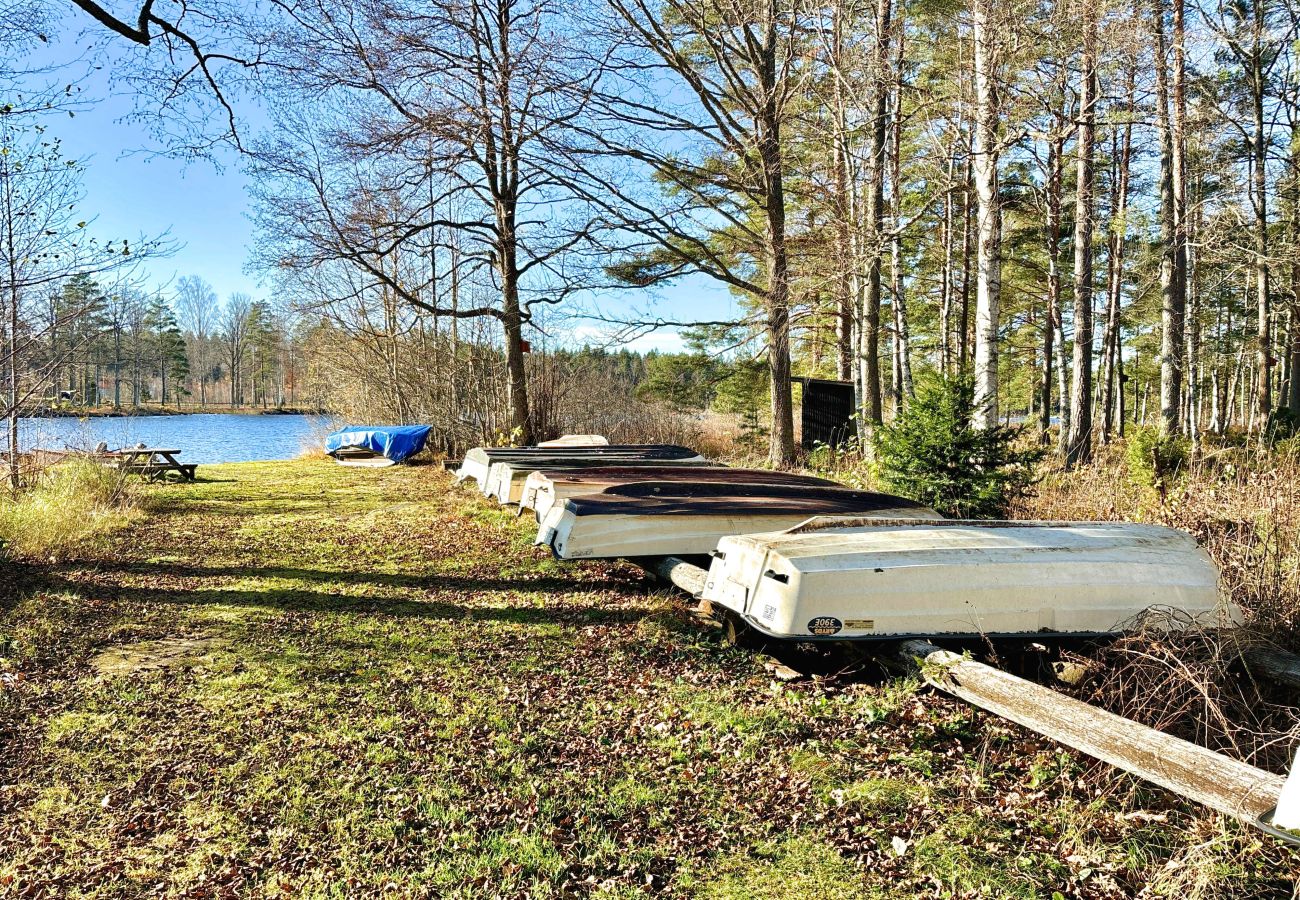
4, 0, 1300, 469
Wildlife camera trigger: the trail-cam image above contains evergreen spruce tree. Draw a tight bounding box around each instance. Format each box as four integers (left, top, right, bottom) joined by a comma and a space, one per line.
873, 372, 1042, 518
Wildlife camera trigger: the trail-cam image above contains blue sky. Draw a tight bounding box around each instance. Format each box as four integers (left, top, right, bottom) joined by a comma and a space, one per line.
22, 17, 739, 355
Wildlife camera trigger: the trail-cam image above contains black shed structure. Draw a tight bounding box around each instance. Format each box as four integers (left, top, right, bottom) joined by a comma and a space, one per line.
793, 377, 856, 450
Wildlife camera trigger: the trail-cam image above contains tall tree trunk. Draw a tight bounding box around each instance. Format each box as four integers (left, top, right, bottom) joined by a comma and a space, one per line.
890, 22, 913, 403
3, 149, 17, 491
832, 0, 854, 383
1250, 7, 1272, 426
1043, 131, 1065, 445
5, 259, 16, 492
959, 146, 973, 370
1290, 123, 1300, 413
859, 0, 892, 432
1117, 351, 1126, 435
759, 10, 796, 467
971, 0, 1002, 429
940, 151, 956, 374
1101, 67, 1135, 443
1066, 0, 1098, 467
501, 271, 532, 445
1154, 0, 1184, 434
1186, 177, 1202, 444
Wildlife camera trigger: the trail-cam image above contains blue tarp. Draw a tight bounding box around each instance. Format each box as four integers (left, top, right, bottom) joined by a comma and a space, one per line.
325, 425, 432, 463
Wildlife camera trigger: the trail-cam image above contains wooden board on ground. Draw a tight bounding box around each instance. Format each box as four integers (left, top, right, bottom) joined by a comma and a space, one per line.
901, 640, 1294, 843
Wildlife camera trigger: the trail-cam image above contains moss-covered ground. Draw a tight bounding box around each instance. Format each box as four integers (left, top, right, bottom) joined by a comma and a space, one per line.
2, 460, 1297, 898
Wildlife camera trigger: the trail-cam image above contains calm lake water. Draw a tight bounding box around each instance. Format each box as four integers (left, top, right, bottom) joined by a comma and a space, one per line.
18, 414, 332, 464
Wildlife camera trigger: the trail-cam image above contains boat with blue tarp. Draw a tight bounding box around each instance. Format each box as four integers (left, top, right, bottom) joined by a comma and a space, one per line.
325, 425, 432, 467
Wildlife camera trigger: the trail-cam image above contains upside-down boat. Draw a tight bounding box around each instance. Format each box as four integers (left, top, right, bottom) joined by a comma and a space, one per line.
536, 483, 940, 560
486, 456, 717, 504
325, 425, 432, 468
455, 444, 704, 491
519, 466, 839, 521
699, 517, 1229, 640
537, 434, 610, 448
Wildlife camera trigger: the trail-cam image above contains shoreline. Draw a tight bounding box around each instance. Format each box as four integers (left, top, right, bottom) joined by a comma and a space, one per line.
21, 406, 325, 419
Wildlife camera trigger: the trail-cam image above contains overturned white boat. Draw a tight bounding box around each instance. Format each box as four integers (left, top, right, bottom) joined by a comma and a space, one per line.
520, 466, 838, 521
701, 517, 1228, 641
538, 434, 609, 448
486, 456, 714, 504
537, 484, 939, 560
454, 444, 703, 491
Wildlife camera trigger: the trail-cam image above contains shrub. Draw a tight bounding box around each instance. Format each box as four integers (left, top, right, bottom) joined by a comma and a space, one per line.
1267, 407, 1300, 442
0, 461, 137, 560
1125, 425, 1189, 493
872, 373, 1041, 518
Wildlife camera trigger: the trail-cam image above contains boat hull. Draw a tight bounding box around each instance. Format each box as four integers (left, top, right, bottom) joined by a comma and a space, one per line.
701, 518, 1230, 640
537, 490, 939, 559
454, 444, 702, 490
537, 434, 609, 447
521, 467, 836, 520
487, 456, 707, 502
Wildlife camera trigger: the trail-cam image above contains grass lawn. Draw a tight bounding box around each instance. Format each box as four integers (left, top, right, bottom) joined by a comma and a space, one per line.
2, 460, 1297, 898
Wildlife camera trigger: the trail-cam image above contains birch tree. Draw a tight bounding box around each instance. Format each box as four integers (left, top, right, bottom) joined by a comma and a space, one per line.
971, 0, 1003, 429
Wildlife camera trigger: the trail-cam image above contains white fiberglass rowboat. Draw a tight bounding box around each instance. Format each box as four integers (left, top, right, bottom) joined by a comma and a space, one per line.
537, 485, 939, 560
486, 456, 711, 504
537, 434, 609, 447
701, 517, 1229, 640
454, 444, 702, 491
520, 466, 837, 520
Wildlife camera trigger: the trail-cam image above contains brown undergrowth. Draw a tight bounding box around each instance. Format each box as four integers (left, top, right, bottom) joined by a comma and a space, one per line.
1011, 440, 1300, 774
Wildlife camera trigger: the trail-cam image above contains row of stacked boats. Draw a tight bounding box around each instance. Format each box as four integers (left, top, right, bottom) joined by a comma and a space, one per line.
454, 439, 1232, 642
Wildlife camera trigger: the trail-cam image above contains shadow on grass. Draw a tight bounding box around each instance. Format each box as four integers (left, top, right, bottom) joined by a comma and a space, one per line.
59, 559, 640, 591
35, 563, 655, 628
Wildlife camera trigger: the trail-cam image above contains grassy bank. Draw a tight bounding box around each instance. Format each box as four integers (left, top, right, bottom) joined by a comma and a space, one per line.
0, 461, 141, 560
2, 460, 1298, 897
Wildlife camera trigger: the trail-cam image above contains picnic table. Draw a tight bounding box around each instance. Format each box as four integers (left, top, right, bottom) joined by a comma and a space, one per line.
111, 447, 198, 482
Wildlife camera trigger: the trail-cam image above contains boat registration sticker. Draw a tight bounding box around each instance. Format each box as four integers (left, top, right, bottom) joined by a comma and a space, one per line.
807, 616, 843, 636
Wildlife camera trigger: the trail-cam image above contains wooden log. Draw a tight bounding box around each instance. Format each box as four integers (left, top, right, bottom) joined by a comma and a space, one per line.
1242, 647, 1300, 692
900, 640, 1288, 833
632, 556, 708, 597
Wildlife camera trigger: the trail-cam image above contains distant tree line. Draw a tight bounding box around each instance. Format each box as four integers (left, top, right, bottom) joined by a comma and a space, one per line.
11, 270, 301, 413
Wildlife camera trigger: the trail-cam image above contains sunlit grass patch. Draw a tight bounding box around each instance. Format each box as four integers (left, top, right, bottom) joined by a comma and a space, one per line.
0, 461, 139, 560
685, 837, 883, 900
911, 811, 1070, 898
833, 776, 930, 814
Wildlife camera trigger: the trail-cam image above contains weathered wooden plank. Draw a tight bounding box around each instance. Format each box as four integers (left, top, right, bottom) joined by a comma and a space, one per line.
900, 640, 1287, 832
1242, 647, 1300, 692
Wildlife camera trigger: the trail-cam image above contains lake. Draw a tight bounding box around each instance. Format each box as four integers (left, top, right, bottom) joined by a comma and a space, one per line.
17, 413, 334, 464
